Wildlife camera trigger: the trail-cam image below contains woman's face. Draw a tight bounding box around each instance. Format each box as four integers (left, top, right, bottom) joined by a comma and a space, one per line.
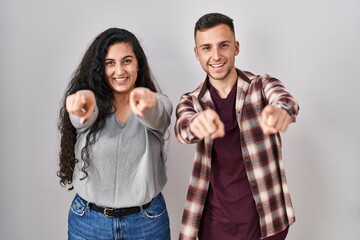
104, 42, 139, 96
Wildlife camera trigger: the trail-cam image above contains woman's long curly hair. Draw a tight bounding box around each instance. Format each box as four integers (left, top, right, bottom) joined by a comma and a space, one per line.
57, 28, 158, 189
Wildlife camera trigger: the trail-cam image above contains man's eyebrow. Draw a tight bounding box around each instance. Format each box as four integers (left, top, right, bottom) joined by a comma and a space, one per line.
199, 41, 231, 48
219, 40, 231, 44
198, 43, 211, 48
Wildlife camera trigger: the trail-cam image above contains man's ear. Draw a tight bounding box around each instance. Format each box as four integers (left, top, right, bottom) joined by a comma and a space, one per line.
235, 41, 240, 56
194, 46, 200, 60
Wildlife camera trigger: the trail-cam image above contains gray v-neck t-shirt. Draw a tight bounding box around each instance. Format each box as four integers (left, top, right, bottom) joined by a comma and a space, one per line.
70, 93, 173, 208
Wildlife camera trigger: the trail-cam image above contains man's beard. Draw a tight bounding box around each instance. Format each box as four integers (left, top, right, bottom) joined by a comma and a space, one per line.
206, 66, 233, 81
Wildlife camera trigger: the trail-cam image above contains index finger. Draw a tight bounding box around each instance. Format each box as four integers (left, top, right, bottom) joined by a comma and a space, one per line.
210, 118, 225, 139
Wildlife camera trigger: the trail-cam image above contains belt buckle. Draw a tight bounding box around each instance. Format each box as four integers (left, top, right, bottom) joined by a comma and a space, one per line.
104, 208, 114, 217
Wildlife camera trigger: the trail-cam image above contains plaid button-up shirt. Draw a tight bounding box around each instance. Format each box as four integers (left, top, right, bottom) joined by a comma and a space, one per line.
174, 69, 299, 239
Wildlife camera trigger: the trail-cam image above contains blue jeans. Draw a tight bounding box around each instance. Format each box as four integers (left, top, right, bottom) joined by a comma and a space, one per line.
68, 193, 170, 240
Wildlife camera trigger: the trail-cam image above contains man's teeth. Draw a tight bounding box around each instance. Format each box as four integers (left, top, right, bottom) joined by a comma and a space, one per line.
211, 63, 224, 68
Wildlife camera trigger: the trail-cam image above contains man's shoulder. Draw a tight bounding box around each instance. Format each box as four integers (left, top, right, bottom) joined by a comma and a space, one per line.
239, 69, 267, 80
241, 69, 256, 78
181, 81, 205, 97
239, 69, 277, 84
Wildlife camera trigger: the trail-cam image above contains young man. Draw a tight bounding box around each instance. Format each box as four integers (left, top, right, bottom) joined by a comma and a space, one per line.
174, 13, 299, 240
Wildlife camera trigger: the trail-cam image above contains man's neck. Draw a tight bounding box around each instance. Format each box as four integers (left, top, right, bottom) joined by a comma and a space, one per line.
209, 68, 238, 98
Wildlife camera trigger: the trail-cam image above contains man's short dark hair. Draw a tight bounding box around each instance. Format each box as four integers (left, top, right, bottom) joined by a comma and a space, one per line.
194, 13, 235, 38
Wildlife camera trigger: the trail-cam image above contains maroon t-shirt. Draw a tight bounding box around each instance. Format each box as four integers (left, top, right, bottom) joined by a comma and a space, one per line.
198, 82, 288, 240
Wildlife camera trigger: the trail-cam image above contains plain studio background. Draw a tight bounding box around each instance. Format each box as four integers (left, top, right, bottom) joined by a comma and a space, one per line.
1, 0, 359, 239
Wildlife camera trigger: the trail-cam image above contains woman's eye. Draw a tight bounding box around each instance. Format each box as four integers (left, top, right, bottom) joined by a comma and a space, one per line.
105, 61, 115, 66
123, 59, 132, 64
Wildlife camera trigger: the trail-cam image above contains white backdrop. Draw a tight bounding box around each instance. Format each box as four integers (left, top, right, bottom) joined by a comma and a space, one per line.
1, 0, 359, 239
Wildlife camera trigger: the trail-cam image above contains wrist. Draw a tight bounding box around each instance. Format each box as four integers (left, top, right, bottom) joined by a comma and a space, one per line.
274, 102, 291, 116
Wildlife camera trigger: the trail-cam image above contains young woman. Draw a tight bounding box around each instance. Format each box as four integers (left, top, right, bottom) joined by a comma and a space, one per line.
58, 28, 172, 239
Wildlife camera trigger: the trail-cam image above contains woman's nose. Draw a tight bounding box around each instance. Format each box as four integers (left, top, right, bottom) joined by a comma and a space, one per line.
115, 64, 124, 75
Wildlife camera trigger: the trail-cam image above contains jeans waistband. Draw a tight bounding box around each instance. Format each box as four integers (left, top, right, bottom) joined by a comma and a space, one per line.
79, 195, 152, 218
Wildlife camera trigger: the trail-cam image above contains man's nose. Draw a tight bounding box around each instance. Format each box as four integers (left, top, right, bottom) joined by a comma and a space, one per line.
212, 48, 221, 60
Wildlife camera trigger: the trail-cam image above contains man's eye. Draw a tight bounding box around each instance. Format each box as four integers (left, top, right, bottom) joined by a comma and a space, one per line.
221, 44, 229, 48
202, 47, 210, 51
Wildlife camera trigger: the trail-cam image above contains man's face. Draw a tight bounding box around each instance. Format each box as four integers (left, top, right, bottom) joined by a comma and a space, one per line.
194, 24, 239, 82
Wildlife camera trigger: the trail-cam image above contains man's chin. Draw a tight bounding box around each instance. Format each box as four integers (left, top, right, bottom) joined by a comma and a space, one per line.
208, 72, 228, 81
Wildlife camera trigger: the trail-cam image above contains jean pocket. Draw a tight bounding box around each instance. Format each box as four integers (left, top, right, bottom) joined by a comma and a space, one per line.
70, 195, 87, 217
143, 193, 168, 219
